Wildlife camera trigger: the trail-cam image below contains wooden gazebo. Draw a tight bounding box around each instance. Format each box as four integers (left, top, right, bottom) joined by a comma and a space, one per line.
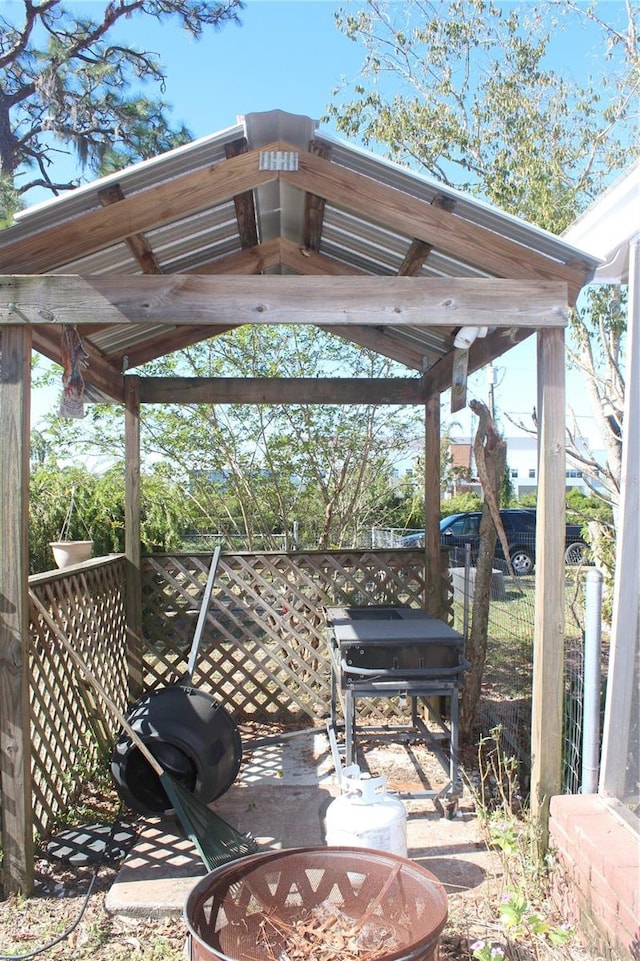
0, 110, 600, 892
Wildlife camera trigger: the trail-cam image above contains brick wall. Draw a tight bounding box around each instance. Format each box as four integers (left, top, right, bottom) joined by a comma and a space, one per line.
549, 794, 640, 961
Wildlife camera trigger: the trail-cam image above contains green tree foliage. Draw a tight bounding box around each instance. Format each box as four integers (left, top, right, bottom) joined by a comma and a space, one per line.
383, 468, 425, 532
29, 462, 194, 573
566, 487, 615, 616
329, 0, 638, 586
146, 328, 422, 548
0, 0, 243, 207
441, 492, 483, 517
500, 464, 515, 507
329, 0, 638, 230
36, 326, 424, 550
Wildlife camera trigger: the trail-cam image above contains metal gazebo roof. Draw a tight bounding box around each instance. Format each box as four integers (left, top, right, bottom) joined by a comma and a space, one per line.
0, 109, 601, 400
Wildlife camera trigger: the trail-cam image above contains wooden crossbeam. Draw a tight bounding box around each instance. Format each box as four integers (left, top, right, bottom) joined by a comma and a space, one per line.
137, 375, 427, 405
0, 275, 569, 328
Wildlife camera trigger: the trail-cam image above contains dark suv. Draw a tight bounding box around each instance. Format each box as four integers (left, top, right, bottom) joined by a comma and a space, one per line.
402, 508, 587, 576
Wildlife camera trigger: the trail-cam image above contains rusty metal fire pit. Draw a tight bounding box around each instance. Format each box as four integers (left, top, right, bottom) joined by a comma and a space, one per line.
184, 846, 448, 961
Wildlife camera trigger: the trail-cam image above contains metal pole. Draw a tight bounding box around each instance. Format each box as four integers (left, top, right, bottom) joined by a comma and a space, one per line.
487, 365, 497, 419
582, 568, 603, 794
463, 542, 472, 642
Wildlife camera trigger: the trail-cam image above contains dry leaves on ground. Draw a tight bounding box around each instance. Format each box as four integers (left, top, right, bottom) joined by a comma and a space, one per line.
0, 863, 186, 960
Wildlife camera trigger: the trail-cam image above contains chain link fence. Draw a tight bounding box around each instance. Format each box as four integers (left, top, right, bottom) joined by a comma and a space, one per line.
449, 556, 604, 796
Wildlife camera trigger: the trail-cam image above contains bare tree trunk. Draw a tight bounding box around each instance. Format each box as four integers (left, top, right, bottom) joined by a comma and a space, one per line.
459, 401, 507, 741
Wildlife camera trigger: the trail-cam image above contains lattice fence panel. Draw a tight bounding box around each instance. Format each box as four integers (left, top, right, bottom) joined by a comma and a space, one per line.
14, 550, 450, 840
140, 549, 443, 722
28, 557, 129, 836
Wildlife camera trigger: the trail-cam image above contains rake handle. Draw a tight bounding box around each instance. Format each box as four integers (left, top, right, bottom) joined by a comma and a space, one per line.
183, 545, 221, 683
29, 588, 165, 779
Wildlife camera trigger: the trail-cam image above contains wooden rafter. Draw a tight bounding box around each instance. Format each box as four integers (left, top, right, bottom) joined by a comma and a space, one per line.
303, 139, 331, 251
399, 197, 457, 276
279, 238, 364, 276
115, 324, 239, 371
98, 185, 163, 274
0, 148, 276, 273
325, 325, 432, 371
224, 137, 259, 248
189, 237, 281, 274
399, 239, 435, 277
187, 236, 362, 277
425, 327, 534, 395
282, 146, 592, 303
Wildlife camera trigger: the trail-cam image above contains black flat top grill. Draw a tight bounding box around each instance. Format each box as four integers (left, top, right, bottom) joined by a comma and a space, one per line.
325, 605, 467, 804
326, 605, 465, 676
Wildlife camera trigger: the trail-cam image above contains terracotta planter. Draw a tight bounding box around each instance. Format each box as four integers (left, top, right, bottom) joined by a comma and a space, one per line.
50, 540, 94, 569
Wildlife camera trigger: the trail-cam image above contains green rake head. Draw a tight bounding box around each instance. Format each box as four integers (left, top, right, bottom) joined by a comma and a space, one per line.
160, 771, 258, 871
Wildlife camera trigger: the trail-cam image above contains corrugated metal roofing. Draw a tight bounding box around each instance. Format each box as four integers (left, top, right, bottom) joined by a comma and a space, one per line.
319, 127, 594, 266
14, 120, 246, 230
0, 109, 601, 391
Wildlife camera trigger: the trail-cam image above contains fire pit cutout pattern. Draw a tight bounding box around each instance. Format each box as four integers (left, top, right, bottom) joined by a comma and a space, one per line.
185, 846, 448, 961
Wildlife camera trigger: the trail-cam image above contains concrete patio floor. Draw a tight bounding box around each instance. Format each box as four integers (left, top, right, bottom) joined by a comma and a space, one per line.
105, 725, 500, 918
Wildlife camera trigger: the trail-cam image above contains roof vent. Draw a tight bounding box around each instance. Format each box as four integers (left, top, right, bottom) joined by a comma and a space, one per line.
259, 150, 299, 171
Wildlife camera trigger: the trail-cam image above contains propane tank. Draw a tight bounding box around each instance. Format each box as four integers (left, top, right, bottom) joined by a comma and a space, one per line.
325, 765, 408, 857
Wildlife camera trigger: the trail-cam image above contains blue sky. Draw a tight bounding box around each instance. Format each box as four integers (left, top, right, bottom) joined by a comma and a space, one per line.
137, 1, 363, 137
21, 0, 621, 446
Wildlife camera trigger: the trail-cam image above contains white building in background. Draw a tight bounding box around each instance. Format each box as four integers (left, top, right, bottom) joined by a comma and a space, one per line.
446, 435, 606, 500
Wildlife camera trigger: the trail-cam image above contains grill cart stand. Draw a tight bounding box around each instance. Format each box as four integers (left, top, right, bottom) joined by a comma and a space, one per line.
326, 606, 468, 810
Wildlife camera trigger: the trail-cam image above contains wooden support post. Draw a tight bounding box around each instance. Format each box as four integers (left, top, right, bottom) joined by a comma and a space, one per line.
0, 325, 34, 894
600, 237, 639, 797
424, 392, 442, 617
124, 375, 143, 700
531, 327, 566, 845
